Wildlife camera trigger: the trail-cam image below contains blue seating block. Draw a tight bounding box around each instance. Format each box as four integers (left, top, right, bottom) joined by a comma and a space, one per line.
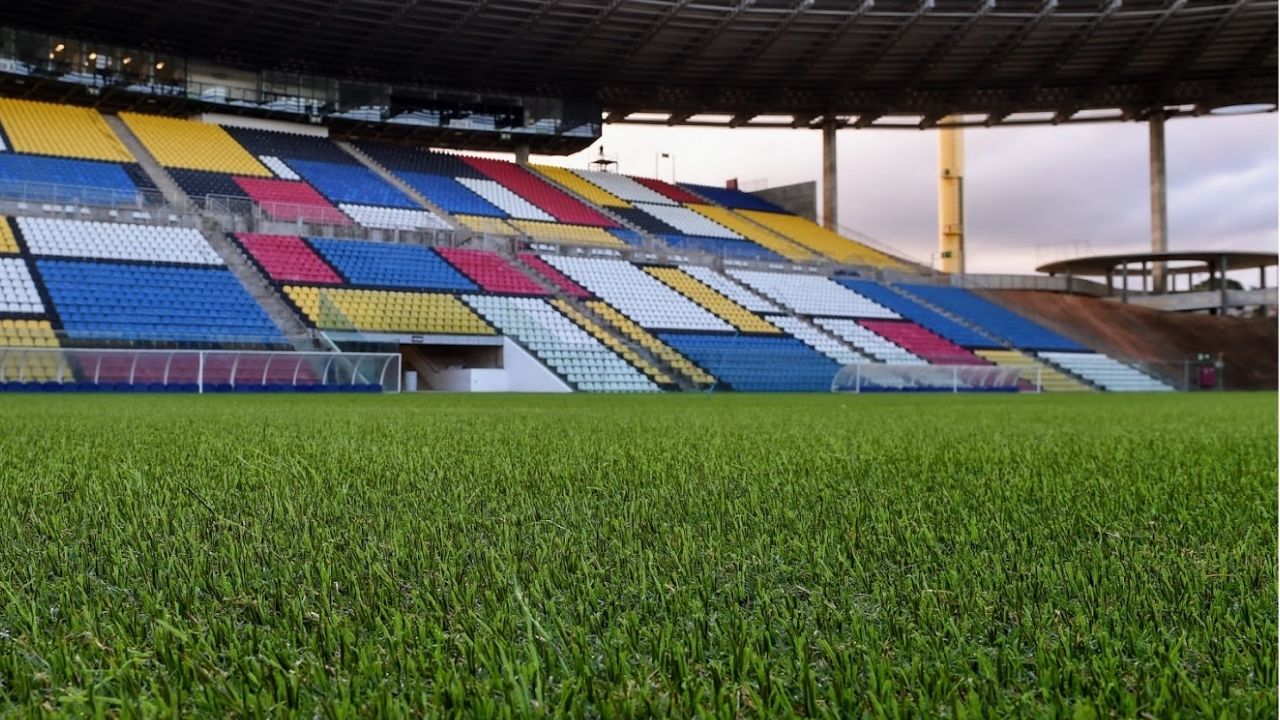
37, 260, 285, 344
836, 278, 1000, 349
288, 159, 418, 208
661, 235, 785, 262
307, 237, 478, 291
397, 172, 507, 217
678, 183, 787, 213
900, 284, 1086, 351
657, 333, 839, 392
0, 155, 142, 205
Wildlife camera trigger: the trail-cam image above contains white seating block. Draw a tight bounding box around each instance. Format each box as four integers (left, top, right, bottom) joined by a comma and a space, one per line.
679, 265, 780, 312
16, 217, 223, 265
633, 202, 742, 239
543, 255, 733, 331
815, 318, 926, 364
0, 257, 43, 314
1038, 351, 1174, 392
729, 269, 899, 319
769, 315, 867, 365
457, 177, 554, 221
338, 204, 452, 231
258, 155, 301, 180
573, 169, 675, 204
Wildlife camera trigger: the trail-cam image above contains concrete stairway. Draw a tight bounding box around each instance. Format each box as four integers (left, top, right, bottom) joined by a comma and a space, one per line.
104, 115, 187, 205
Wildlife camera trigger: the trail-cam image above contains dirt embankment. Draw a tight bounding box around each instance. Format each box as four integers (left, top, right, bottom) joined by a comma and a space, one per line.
981, 290, 1277, 390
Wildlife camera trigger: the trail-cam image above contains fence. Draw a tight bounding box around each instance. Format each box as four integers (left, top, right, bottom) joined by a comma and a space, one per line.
832, 364, 1027, 393
0, 348, 401, 393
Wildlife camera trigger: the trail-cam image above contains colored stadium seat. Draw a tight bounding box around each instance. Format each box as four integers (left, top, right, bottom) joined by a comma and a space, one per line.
1037, 352, 1174, 391
657, 333, 840, 392
120, 113, 271, 176
551, 299, 673, 385
0, 154, 146, 205
644, 266, 780, 333
858, 319, 990, 365
436, 247, 548, 295
18, 217, 223, 265
814, 318, 926, 364
975, 349, 1093, 392
633, 203, 741, 239
461, 156, 617, 227
0, 257, 43, 314
767, 315, 867, 365
729, 270, 898, 318
507, 221, 628, 248
678, 183, 788, 213
736, 210, 906, 268
0, 218, 18, 254
232, 176, 353, 225
543, 255, 732, 331
286, 285, 493, 335
308, 237, 477, 291
398, 174, 507, 216
586, 301, 714, 385
457, 177, 554, 220
464, 295, 658, 392
534, 166, 631, 208
234, 233, 344, 285
287, 160, 419, 209
630, 177, 705, 204
678, 265, 780, 312
685, 205, 815, 262
517, 253, 592, 298
572, 169, 672, 205
337, 204, 451, 231
900, 284, 1087, 351
834, 278, 999, 349
39, 260, 284, 344
457, 215, 519, 236
0, 99, 133, 162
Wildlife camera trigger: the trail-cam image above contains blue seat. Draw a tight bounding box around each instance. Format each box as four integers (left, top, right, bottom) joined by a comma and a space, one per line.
0, 155, 143, 205
288, 159, 418, 208
656, 334, 839, 392
307, 237, 478, 291
836, 278, 999, 349
677, 183, 788, 213
899, 284, 1086, 352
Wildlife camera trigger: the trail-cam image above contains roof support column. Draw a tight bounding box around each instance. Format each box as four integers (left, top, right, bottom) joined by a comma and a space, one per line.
1220, 253, 1229, 314
822, 118, 838, 232
938, 116, 965, 274
514, 143, 530, 166
1149, 112, 1169, 293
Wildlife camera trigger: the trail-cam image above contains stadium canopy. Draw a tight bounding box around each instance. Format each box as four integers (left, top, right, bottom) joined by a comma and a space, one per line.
2, 0, 1275, 129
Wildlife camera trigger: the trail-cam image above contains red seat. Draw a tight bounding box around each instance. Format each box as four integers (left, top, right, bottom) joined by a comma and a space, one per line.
860, 319, 990, 365
235, 233, 343, 285
436, 247, 548, 295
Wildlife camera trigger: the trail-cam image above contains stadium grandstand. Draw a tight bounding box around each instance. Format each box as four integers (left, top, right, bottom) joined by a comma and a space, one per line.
0, 1, 1274, 393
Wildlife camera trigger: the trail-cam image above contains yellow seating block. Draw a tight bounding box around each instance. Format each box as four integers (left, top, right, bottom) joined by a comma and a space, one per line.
738, 210, 907, 269
645, 266, 780, 334
685, 204, 815, 262
975, 349, 1093, 392
285, 286, 495, 335
534, 165, 631, 208
120, 112, 271, 176
551, 299, 673, 385
0, 99, 134, 162
586, 301, 715, 385
0, 218, 18, 254
456, 215, 519, 236
0, 320, 62, 380
509, 221, 628, 248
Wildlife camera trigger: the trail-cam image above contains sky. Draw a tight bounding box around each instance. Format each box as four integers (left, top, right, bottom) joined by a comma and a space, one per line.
525, 112, 1277, 278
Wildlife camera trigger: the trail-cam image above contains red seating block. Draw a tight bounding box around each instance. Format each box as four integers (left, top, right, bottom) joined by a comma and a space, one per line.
631, 177, 705, 204
462, 156, 617, 227
436, 247, 548, 295
859, 319, 990, 365
517, 253, 592, 298
235, 233, 343, 285
233, 177, 353, 226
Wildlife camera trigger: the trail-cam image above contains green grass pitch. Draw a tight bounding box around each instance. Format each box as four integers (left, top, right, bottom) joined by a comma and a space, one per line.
0, 393, 1274, 717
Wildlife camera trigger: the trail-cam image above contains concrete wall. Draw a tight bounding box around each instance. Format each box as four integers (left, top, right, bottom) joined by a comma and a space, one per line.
752, 182, 817, 222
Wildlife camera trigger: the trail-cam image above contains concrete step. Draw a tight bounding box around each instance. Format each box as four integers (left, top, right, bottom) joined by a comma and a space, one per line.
104, 115, 187, 206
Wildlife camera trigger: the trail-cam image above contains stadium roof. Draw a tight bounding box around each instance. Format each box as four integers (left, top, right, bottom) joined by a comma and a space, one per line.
3, 0, 1276, 128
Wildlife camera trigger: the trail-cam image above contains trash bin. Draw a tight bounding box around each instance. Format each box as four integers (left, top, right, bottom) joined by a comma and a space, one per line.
403, 370, 418, 392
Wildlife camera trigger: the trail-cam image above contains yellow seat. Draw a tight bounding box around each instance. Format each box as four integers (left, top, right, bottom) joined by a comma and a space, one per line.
0, 320, 62, 380
585, 301, 715, 385
0, 99, 133, 162
975, 349, 1094, 392
456, 215, 520, 236
285, 286, 495, 335
0, 218, 17, 254
644, 266, 780, 334
509, 221, 628, 249
120, 112, 271, 176
737, 210, 907, 269
550, 299, 672, 384
533, 166, 631, 208
685, 204, 814, 262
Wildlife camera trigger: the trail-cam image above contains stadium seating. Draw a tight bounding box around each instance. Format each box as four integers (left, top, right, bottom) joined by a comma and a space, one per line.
737, 210, 905, 268
463, 295, 657, 392
0, 318, 58, 348
678, 265, 780, 313
120, 113, 271, 176
586, 301, 714, 385
679, 183, 788, 213
517, 253, 592, 298
899, 285, 1086, 351
0, 99, 133, 162
308, 237, 477, 291
543, 255, 732, 331
39, 260, 284, 344
457, 178, 554, 220
457, 215, 519, 236
461, 156, 617, 227
0, 155, 148, 205
551, 299, 673, 386
335, 204, 450, 231
0, 320, 61, 382
858, 319, 989, 365
0, 257, 43, 314
659, 235, 784, 261
685, 204, 815, 262
834, 278, 999, 349
286, 285, 493, 335
0, 218, 18, 254
631, 177, 705, 204
644, 266, 780, 333
814, 319, 926, 364
729, 270, 898, 319
534, 166, 631, 208
435, 247, 548, 295
656, 334, 840, 392
286, 160, 419, 210
234, 233, 344, 285
17, 217, 223, 266
767, 315, 867, 366
633, 203, 740, 239
1037, 352, 1173, 392
231, 177, 353, 225
573, 169, 675, 205
975, 349, 1092, 392
508, 221, 628, 248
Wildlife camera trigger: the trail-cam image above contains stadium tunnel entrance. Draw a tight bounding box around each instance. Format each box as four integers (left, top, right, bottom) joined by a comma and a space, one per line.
331, 335, 569, 392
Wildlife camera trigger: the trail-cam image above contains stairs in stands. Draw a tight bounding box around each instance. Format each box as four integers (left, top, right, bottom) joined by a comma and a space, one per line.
336, 141, 479, 244
104, 115, 187, 206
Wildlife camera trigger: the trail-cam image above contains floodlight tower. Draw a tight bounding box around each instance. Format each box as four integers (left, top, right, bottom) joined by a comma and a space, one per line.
937, 116, 965, 274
